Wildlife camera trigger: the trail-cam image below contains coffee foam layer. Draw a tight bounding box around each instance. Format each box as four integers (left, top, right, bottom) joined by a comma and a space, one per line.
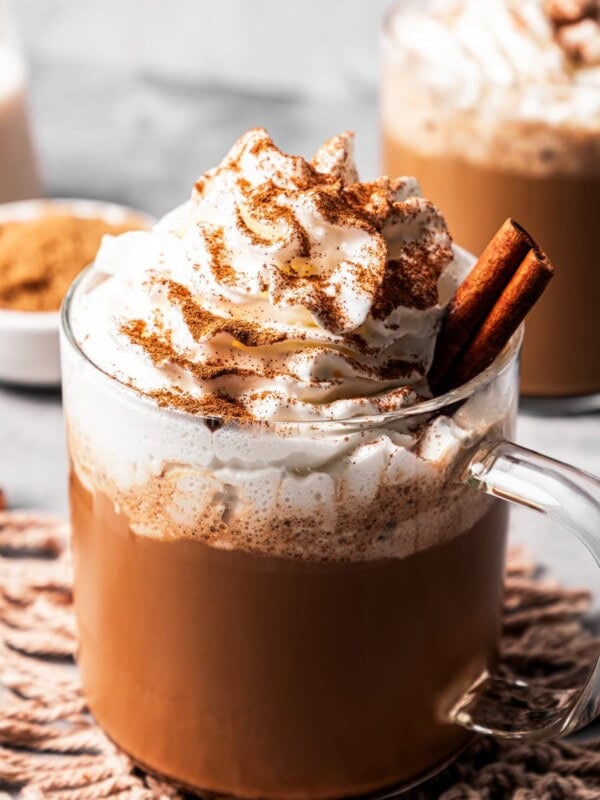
383, 0, 600, 176
62, 327, 517, 562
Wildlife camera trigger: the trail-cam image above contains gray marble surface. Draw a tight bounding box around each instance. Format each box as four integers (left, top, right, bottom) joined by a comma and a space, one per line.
1, 0, 600, 750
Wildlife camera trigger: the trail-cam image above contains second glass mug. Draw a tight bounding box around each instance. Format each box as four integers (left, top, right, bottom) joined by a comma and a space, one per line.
61, 267, 600, 799
381, 0, 600, 410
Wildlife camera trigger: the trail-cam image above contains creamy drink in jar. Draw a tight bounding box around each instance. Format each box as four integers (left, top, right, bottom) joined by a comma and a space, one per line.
382, 0, 600, 406
61, 130, 599, 798
0, 1, 41, 202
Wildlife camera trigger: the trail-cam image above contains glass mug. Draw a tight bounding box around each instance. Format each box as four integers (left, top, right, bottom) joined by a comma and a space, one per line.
381, 0, 600, 411
61, 266, 600, 799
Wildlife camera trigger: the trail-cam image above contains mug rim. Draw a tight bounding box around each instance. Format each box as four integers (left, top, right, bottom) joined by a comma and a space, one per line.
60, 263, 523, 430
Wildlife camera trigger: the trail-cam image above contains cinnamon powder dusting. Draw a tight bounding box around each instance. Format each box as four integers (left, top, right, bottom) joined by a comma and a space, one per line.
120, 316, 259, 420
240, 180, 311, 257
167, 281, 287, 347
372, 250, 440, 318
202, 226, 237, 284
0, 214, 144, 312
543, 0, 600, 63
120, 318, 255, 382
151, 388, 252, 420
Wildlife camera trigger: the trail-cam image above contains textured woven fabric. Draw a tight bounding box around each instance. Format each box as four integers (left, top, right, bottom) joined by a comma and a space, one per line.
0, 510, 599, 800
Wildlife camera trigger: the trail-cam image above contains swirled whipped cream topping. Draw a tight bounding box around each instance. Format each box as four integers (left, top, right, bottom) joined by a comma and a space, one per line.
72, 129, 467, 422
387, 0, 600, 93
383, 0, 600, 174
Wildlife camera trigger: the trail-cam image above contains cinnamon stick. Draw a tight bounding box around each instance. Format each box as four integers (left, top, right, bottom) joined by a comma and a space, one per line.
442, 248, 554, 391
429, 219, 533, 391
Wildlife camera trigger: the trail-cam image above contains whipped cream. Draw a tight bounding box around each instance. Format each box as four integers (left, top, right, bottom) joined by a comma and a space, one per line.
71, 129, 467, 422
387, 0, 600, 92
383, 0, 600, 174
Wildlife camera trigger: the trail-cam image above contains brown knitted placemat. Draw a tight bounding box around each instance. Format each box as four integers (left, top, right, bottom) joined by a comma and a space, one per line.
0, 511, 599, 800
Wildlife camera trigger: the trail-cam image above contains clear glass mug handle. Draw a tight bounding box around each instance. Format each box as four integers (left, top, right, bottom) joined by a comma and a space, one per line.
449, 439, 600, 741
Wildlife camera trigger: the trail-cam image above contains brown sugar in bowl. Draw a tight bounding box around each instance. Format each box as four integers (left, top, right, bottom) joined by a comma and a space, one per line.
0, 199, 154, 387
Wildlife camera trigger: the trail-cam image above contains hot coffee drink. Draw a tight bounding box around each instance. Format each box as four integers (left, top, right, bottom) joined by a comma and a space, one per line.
0, 20, 41, 202
382, 0, 600, 402
62, 130, 519, 797
70, 474, 507, 797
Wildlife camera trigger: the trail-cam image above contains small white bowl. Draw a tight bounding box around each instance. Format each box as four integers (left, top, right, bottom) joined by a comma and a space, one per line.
0, 198, 154, 388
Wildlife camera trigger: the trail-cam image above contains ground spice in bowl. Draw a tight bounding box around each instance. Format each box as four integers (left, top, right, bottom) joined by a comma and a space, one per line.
0, 213, 143, 312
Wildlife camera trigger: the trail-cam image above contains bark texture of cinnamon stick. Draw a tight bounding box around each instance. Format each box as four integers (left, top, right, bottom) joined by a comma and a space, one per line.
443, 248, 554, 390
429, 219, 533, 392
429, 219, 554, 394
